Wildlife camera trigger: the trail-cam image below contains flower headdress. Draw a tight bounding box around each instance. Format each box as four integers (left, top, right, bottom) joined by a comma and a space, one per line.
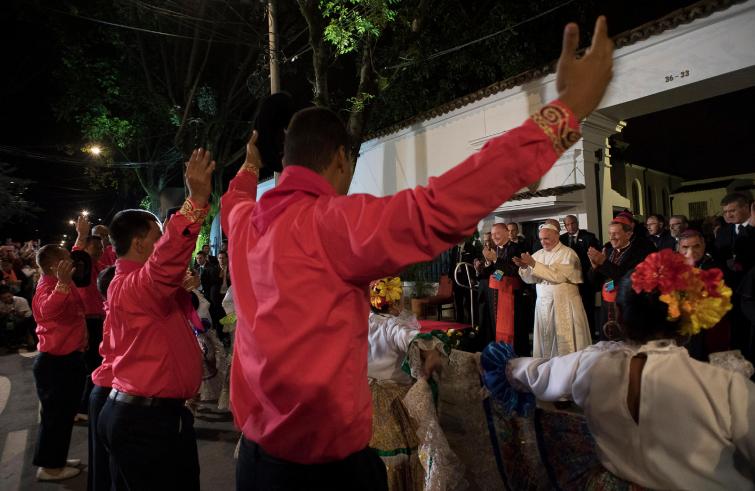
630, 249, 732, 336
369, 277, 402, 312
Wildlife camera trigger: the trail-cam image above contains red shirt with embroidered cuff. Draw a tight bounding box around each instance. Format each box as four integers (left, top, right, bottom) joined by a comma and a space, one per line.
106, 202, 206, 399
32, 275, 87, 355
223, 100, 581, 464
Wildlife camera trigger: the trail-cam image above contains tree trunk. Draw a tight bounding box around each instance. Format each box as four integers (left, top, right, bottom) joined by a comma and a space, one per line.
297, 0, 330, 107
347, 37, 378, 160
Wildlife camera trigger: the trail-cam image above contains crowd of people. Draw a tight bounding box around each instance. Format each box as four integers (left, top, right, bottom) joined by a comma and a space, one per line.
1, 15, 753, 491
462, 193, 755, 367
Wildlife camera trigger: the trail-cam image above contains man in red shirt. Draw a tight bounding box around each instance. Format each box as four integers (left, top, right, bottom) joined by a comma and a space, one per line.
31, 245, 87, 481
96, 149, 215, 490
73, 218, 106, 419
92, 224, 117, 268
224, 18, 613, 490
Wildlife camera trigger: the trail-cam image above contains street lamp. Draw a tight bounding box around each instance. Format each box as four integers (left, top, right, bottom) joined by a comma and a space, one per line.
86, 145, 103, 156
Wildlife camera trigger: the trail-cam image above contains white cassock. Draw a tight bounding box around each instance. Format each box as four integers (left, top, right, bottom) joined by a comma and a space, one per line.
518, 242, 592, 358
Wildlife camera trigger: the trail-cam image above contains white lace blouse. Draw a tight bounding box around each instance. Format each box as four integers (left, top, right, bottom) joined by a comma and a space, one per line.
509, 340, 755, 490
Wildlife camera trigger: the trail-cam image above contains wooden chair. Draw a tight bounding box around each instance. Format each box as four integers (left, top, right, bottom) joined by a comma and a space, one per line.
411, 276, 455, 320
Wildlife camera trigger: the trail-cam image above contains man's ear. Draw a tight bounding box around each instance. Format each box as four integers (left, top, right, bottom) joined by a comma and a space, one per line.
336, 146, 349, 174
131, 236, 142, 256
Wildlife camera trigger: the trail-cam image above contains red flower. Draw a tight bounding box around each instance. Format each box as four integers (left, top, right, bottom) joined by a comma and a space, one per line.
699, 268, 725, 297
632, 250, 690, 294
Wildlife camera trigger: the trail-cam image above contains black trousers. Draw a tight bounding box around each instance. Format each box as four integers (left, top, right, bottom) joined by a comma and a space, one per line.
80, 317, 104, 414
32, 351, 85, 468
236, 437, 388, 491
88, 384, 112, 491
98, 396, 199, 491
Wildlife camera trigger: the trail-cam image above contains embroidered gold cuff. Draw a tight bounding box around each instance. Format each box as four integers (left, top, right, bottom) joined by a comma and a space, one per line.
55, 282, 71, 294
179, 198, 210, 224
239, 161, 260, 177
531, 103, 581, 156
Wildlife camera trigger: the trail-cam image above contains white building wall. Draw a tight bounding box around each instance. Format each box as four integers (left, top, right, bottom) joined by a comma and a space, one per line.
351, 1, 755, 240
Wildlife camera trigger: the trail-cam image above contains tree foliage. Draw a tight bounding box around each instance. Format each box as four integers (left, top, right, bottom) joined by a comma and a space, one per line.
46, 0, 269, 212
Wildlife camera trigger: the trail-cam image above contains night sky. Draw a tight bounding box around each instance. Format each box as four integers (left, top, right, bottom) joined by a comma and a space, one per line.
2, 0, 749, 245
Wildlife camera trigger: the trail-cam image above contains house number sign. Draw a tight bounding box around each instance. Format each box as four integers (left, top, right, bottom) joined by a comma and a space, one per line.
665, 70, 690, 83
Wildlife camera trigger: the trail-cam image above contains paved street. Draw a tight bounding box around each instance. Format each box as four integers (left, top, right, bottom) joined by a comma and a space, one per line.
0, 349, 239, 490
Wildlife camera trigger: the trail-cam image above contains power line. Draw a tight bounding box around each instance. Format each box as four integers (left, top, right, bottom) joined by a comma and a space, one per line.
385, 0, 577, 70
47, 7, 257, 47
0, 144, 178, 169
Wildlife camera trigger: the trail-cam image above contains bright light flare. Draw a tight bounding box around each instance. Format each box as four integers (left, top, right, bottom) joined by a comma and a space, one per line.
82, 210, 90, 217
87, 145, 103, 156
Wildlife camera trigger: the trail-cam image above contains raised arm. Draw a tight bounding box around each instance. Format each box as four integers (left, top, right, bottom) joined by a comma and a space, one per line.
126, 149, 214, 302
320, 18, 613, 283
73, 215, 90, 251
36, 260, 76, 320
221, 131, 261, 234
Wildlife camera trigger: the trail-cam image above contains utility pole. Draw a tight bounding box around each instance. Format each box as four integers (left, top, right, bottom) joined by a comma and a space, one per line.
268, 0, 280, 94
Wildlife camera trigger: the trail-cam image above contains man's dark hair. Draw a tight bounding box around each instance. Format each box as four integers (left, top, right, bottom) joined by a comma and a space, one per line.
647, 214, 665, 224
84, 236, 103, 247
0, 285, 11, 295
679, 229, 703, 241
97, 265, 116, 297
670, 214, 688, 225
36, 244, 66, 273
616, 273, 680, 343
720, 192, 752, 207
109, 209, 159, 257
283, 107, 350, 173
196, 251, 207, 257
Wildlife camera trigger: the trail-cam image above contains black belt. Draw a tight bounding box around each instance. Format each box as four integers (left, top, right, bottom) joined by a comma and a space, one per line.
108, 389, 185, 409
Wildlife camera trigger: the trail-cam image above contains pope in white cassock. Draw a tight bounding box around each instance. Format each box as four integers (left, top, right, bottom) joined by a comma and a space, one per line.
514, 222, 592, 358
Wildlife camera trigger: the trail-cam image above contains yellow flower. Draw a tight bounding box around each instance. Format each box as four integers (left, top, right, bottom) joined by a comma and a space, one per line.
369, 276, 403, 310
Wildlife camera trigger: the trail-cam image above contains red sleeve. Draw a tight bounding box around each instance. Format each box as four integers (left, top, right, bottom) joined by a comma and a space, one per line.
123, 199, 208, 304
221, 168, 258, 235
318, 100, 581, 283
36, 285, 72, 320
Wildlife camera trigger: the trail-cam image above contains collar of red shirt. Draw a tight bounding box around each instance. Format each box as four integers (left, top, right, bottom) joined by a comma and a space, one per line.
252, 165, 337, 234
115, 258, 145, 275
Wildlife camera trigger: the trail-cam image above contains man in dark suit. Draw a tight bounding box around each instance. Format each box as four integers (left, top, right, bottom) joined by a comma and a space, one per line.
713, 192, 755, 362
561, 215, 601, 337
194, 251, 219, 301
646, 214, 676, 250
506, 222, 532, 253
588, 214, 655, 340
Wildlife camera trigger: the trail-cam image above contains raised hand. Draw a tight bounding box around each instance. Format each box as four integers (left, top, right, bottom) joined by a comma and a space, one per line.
556, 16, 614, 120
76, 215, 90, 237
185, 148, 216, 208
243, 130, 263, 172
55, 259, 75, 285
